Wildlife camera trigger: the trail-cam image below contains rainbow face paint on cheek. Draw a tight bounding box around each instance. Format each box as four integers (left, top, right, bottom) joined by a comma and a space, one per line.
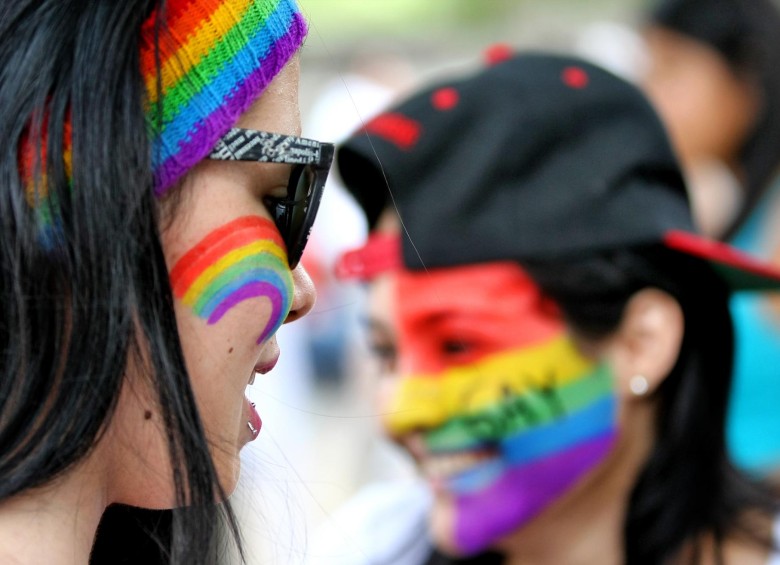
169, 216, 294, 343
391, 265, 618, 553
389, 337, 617, 554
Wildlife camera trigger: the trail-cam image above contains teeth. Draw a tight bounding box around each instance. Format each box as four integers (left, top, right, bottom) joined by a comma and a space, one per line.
422, 451, 495, 479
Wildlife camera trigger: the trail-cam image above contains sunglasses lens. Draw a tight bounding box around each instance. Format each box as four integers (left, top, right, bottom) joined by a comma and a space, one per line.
285, 165, 320, 268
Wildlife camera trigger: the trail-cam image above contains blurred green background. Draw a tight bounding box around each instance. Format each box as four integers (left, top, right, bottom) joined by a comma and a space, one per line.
296, 0, 649, 116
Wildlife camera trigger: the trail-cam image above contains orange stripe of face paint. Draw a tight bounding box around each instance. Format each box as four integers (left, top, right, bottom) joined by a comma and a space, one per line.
396, 262, 565, 376
169, 216, 284, 296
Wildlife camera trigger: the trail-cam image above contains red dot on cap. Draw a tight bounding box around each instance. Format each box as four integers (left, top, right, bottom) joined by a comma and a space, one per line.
484, 43, 514, 65
562, 66, 589, 89
431, 87, 460, 111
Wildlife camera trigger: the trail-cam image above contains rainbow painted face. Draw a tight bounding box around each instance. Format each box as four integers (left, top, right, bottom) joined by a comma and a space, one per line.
387, 263, 617, 555
169, 215, 294, 343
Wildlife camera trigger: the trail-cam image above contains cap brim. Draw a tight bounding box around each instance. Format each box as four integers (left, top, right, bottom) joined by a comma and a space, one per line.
663, 230, 780, 291
334, 234, 401, 282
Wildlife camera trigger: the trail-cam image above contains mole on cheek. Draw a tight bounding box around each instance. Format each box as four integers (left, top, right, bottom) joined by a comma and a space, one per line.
144, 410, 153, 420
229, 347, 234, 354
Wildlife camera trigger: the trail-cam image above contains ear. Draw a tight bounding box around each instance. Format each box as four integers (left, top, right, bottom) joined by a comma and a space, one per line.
606, 288, 684, 400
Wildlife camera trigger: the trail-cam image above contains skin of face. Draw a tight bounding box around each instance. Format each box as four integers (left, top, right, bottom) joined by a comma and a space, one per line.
642, 26, 759, 169
103, 56, 316, 508
373, 261, 618, 555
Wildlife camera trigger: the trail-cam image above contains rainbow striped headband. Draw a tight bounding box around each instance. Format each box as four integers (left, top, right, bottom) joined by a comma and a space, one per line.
21, 0, 307, 233
141, 0, 308, 196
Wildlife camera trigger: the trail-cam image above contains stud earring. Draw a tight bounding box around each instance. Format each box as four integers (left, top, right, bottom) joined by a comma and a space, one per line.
629, 374, 649, 396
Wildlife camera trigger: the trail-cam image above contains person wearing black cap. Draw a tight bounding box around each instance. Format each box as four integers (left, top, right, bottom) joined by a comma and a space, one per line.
642, 0, 780, 476
312, 52, 780, 565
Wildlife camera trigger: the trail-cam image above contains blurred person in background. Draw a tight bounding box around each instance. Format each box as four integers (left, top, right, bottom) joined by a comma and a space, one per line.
641, 0, 780, 475
641, 0, 780, 239
310, 52, 780, 565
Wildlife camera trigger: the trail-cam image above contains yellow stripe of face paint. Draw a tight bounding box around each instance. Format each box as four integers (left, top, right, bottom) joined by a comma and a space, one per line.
385, 336, 596, 435
181, 240, 286, 306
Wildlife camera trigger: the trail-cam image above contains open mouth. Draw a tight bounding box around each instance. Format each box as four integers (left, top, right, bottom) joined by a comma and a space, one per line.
243, 349, 279, 441
422, 447, 499, 482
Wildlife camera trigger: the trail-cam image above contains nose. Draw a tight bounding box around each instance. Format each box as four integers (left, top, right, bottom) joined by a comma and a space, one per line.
284, 264, 316, 324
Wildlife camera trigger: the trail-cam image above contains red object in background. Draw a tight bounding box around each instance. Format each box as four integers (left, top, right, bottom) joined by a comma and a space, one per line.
335, 233, 401, 281
484, 43, 514, 66
361, 113, 422, 150
562, 66, 589, 89
431, 87, 460, 111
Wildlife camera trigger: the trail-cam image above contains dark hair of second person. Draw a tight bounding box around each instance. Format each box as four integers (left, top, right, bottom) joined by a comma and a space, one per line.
642, 0, 780, 239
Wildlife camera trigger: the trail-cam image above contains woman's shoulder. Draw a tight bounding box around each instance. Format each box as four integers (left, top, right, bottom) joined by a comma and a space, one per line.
304, 479, 434, 565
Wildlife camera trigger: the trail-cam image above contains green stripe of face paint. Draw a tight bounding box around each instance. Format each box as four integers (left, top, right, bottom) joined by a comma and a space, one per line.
192, 253, 287, 313
426, 364, 613, 451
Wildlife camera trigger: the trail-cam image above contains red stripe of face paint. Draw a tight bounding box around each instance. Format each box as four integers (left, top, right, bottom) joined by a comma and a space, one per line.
396, 262, 565, 375
169, 216, 284, 295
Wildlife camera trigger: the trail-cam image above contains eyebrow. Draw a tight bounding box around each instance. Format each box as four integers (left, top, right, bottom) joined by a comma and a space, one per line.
400, 308, 485, 328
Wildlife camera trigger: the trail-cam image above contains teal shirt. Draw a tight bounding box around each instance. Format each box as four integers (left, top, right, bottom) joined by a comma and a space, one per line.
728, 182, 780, 473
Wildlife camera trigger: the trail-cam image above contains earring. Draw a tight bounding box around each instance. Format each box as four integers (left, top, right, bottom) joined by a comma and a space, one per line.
629, 374, 649, 396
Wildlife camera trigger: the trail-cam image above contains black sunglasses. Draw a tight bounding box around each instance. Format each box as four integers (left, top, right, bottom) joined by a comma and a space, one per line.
208, 128, 334, 269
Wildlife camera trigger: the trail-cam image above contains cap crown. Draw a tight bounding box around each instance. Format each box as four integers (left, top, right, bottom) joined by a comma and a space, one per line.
338, 53, 695, 269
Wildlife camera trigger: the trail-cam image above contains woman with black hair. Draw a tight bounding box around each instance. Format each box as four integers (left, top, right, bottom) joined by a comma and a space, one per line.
642, 0, 780, 240
0, 1, 332, 563
642, 0, 780, 476
314, 53, 780, 564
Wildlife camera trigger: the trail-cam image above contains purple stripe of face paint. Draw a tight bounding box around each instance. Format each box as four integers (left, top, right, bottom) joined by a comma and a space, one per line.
199, 268, 288, 321
206, 281, 283, 344
454, 431, 616, 554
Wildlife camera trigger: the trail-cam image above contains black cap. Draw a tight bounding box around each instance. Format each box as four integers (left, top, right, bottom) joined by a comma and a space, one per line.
337, 52, 780, 290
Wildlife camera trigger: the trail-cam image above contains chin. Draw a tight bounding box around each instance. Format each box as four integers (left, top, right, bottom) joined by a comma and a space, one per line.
429, 495, 464, 557
212, 449, 242, 499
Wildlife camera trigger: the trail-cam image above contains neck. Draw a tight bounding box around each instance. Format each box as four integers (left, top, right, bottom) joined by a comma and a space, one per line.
0, 458, 108, 565
497, 402, 656, 565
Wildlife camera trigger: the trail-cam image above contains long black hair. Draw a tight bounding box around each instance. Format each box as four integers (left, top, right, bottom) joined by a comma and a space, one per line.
426, 245, 776, 565
0, 1, 241, 563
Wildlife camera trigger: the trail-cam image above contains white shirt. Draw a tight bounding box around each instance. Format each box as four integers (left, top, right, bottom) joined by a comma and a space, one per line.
304, 480, 433, 565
